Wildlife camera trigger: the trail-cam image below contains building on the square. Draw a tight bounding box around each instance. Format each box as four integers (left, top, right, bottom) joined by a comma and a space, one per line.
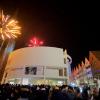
89, 51, 100, 79
71, 51, 100, 87
2, 46, 72, 85
71, 58, 93, 86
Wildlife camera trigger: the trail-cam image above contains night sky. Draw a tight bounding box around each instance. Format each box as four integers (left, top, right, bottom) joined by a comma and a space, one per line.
0, 0, 99, 69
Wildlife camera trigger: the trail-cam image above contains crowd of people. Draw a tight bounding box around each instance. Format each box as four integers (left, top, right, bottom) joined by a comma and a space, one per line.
0, 83, 100, 100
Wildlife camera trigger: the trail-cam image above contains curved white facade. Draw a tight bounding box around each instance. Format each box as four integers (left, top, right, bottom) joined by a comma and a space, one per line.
2, 46, 72, 85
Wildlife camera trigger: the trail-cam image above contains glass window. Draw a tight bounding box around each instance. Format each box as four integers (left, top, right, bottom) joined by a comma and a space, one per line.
59, 69, 63, 76
64, 68, 67, 76
64, 58, 66, 64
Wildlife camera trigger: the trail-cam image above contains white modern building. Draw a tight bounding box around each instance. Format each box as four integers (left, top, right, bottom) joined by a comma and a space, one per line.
2, 46, 72, 85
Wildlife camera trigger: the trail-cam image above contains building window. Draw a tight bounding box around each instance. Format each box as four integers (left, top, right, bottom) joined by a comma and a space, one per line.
25, 67, 37, 75
59, 69, 63, 76
64, 58, 66, 64
64, 68, 67, 76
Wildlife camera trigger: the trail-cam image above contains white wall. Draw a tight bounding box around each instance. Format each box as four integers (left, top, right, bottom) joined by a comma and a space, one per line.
6, 46, 65, 69
6, 68, 59, 79
45, 69, 59, 78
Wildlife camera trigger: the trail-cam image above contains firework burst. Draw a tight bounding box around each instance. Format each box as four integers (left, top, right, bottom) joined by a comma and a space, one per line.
28, 37, 44, 47
0, 10, 21, 40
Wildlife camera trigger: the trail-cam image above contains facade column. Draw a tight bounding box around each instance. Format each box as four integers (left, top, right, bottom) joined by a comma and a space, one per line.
43, 66, 46, 84
63, 68, 65, 84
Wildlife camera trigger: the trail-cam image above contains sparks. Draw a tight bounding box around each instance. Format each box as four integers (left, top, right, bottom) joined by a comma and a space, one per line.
28, 36, 44, 47
0, 10, 21, 40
